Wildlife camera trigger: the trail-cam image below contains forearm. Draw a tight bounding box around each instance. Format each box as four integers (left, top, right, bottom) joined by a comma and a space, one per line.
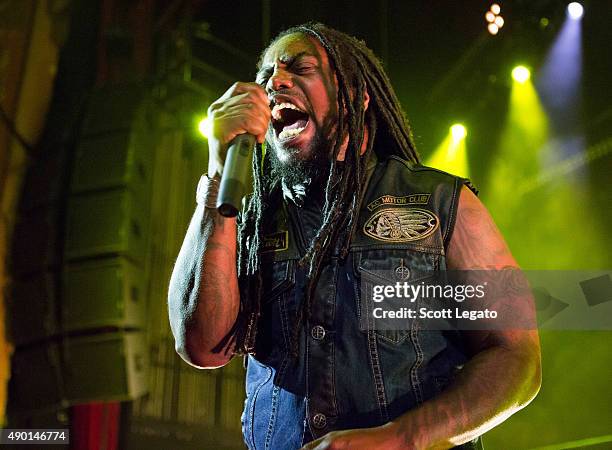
388, 185, 543, 448
390, 341, 541, 449
168, 202, 239, 368
167, 79, 270, 368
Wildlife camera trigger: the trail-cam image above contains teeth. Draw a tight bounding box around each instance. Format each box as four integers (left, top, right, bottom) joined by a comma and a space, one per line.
278, 125, 306, 140
271, 102, 303, 120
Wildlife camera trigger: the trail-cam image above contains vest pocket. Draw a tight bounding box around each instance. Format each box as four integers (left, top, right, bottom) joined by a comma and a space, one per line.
260, 259, 296, 304
256, 259, 298, 358
352, 248, 439, 345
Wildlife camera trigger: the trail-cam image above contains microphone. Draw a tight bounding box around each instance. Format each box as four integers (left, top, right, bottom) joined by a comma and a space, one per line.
216, 134, 255, 217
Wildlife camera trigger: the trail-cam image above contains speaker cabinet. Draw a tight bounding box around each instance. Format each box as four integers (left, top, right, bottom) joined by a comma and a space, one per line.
81, 84, 146, 136
64, 188, 149, 263
62, 331, 148, 404
62, 257, 146, 332
7, 331, 148, 412
70, 128, 153, 199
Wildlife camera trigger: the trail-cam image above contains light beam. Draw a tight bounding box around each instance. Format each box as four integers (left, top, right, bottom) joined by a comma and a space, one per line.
426, 124, 469, 178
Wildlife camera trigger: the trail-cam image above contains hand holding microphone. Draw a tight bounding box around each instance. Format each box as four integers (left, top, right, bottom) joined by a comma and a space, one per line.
216, 134, 256, 216
206, 82, 271, 216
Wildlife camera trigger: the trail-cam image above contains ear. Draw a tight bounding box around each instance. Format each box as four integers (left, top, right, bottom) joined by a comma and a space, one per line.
363, 88, 370, 112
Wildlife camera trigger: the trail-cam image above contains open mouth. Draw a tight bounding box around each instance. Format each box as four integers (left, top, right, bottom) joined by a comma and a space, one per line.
271, 102, 310, 141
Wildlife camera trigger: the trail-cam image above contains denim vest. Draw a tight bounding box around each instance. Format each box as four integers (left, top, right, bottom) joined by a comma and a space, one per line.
240, 156, 483, 449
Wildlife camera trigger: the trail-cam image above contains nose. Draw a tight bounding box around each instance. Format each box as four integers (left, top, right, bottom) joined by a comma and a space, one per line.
266, 67, 294, 92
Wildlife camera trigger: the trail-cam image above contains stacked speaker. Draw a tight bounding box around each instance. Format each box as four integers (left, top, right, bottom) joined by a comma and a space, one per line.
8, 84, 152, 413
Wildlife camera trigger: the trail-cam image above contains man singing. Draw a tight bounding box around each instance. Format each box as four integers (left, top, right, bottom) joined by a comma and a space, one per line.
168, 23, 541, 449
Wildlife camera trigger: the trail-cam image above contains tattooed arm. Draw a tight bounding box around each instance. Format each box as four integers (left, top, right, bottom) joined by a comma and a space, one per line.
168, 201, 239, 369
391, 185, 542, 448
301, 186, 541, 450
168, 81, 271, 369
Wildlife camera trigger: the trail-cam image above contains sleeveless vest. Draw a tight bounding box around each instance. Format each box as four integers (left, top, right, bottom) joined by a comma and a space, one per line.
240, 155, 482, 450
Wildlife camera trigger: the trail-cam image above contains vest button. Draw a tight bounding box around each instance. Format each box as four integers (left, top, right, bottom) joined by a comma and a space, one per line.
312, 413, 327, 429
311, 325, 326, 340
395, 265, 410, 280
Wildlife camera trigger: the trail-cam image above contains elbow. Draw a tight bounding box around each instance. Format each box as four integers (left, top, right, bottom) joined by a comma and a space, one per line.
175, 331, 233, 369
526, 355, 542, 405
167, 287, 235, 369
517, 344, 542, 408
168, 291, 223, 369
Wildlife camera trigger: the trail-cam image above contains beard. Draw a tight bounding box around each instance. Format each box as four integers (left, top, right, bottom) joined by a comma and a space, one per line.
266, 126, 333, 192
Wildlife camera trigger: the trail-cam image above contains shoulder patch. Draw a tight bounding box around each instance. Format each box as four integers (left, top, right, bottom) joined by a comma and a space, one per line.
363, 208, 439, 242
367, 194, 430, 211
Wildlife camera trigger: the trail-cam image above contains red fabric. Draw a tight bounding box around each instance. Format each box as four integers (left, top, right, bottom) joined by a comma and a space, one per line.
71, 402, 120, 450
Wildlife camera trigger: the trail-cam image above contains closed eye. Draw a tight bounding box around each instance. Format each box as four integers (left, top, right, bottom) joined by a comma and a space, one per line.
293, 64, 314, 75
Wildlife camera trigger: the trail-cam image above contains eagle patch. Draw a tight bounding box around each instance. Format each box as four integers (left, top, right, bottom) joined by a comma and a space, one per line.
363, 208, 439, 242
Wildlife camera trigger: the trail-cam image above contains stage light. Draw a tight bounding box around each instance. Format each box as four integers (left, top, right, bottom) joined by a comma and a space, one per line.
540, 17, 550, 28
567, 2, 584, 19
484, 67, 549, 240
425, 124, 469, 177
485, 4, 504, 35
198, 116, 212, 139
512, 65, 531, 83
540, 0, 583, 136
450, 124, 467, 140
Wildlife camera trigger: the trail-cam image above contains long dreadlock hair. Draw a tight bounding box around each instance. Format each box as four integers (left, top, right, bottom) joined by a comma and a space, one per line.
231, 22, 420, 357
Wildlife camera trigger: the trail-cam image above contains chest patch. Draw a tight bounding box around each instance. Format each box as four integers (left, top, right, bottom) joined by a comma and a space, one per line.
363, 208, 439, 242
261, 230, 289, 253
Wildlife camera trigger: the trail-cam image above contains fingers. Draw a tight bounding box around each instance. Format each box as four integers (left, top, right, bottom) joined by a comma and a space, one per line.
208, 82, 271, 145
256, 130, 267, 144
211, 106, 270, 142
300, 436, 331, 450
205, 81, 272, 174
210, 82, 269, 113
220, 81, 269, 105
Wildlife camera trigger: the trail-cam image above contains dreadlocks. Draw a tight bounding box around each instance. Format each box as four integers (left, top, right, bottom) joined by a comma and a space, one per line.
233, 22, 420, 356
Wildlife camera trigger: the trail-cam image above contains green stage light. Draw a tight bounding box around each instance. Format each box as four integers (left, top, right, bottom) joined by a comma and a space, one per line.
450, 124, 467, 140
425, 124, 469, 178
198, 116, 212, 139
512, 65, 531, 83
484, 68, 549, 241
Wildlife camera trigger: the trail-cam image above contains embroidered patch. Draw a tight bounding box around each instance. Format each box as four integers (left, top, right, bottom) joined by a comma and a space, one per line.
363, 208, 439, 242
261, 231, 289, 253
367, 193, 431, 211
